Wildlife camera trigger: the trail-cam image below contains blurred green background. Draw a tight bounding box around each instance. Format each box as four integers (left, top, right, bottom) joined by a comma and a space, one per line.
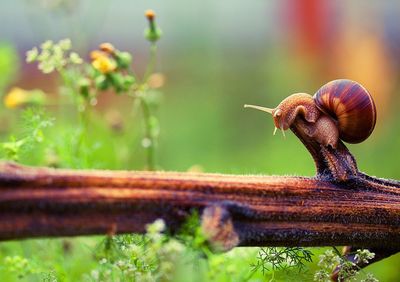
2, 0, 400, 177
0, 0, 400, 281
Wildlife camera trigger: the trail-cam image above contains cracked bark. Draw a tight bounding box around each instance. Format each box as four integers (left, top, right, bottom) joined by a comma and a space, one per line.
0, 155, 398, 248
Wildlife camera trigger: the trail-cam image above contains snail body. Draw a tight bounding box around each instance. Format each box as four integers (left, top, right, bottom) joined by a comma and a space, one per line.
245, 79, 377, 148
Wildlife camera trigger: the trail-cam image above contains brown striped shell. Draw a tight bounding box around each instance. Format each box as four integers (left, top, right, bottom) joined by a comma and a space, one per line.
313, 79, 377, 144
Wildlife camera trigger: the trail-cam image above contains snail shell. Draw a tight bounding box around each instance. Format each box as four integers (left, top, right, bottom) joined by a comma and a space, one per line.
314, 79, 377, 144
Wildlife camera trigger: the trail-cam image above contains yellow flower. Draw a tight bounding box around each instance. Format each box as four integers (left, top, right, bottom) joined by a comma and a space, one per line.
92, 56, 116, 74
3, 87, 46, 109
90, 50, 107, 60
4, 87, 30, 109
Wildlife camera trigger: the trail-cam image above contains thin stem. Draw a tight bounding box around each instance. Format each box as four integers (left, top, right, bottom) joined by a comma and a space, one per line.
142, 43, 157, 84
75, 102, 90, 162
332, 246, 342, 258
139, 95, 156, 170
130, 42, 159, 170
269, 271, 275, 282
58, 68, 88, 158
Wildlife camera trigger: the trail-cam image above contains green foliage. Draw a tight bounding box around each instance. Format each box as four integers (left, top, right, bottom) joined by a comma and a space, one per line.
23, 13, 163, 170
2, 255, 40, 279
175, 210, 208, 252
0, 42, 19, 94
251, 247, 313, 275
87, 220, 187, 281
82, 216, 313, 282
314, 248, 378, 282
1, 108, 54, 161
1, 136, 26, 161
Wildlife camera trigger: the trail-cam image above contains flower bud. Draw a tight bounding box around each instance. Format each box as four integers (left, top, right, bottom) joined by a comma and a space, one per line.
90, 50, 107, 60
99, 42, 115, 54
95, 75, 109, 90
108, 73, 125, 93
145, 28, 162, 43
123, 75, 135, 90
145, 9, 155, 21
144, 9, 162, 42
115, 51, 132, 69
78, 78, 91, 97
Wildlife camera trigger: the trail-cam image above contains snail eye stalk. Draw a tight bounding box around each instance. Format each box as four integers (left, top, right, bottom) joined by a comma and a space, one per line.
244, 104, 287, 138
244, 104, 274, 114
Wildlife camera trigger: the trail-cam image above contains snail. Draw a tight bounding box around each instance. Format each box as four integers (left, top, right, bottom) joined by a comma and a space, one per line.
244, 79, 377, 149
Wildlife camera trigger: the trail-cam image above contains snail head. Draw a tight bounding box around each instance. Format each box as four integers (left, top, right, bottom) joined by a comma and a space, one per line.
243, 104, 287, 136
244, 93, 319, 137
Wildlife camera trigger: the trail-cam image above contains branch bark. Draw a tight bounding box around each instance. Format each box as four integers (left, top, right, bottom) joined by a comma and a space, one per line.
0, 162, 399, 249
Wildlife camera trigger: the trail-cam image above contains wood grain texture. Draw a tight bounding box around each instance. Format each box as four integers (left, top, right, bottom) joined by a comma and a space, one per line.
0, 162, 399, 248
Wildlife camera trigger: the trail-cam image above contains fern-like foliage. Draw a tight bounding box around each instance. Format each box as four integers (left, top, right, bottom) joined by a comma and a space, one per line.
251, 247, 314, 275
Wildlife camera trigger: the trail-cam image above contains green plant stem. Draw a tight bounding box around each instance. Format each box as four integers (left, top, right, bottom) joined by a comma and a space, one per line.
332, 247, 342, 258
142, 43, 157, 83
139, 95, 156, 170
125, 43, 159, 170
58, 69, 78, 107
245, 263, 259, 281
130, 42, 159, 170
76, 104, 90, 159
269, 271, 275, 282
59, 68, 92, 163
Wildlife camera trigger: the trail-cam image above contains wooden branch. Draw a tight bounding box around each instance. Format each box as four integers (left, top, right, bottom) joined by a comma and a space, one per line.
1, 162, 399, 249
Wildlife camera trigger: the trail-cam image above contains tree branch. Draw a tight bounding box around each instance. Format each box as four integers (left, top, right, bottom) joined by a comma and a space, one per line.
0, 162, 399, 249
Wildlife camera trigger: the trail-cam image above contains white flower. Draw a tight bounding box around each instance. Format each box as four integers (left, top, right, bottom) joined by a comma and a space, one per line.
91, 270, 99, 280
26, 47, 38, 63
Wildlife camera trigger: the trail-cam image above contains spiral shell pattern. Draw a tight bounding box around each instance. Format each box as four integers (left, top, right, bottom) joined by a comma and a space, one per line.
314, 79, 376, 144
